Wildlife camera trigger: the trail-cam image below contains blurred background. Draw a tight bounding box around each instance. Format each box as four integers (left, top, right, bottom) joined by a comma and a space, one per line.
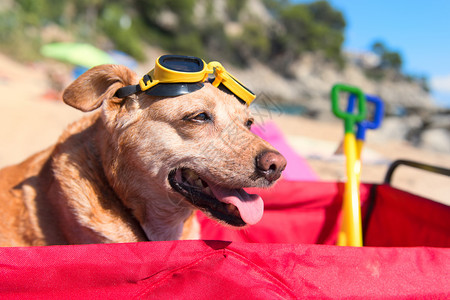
0, 0, 449, 203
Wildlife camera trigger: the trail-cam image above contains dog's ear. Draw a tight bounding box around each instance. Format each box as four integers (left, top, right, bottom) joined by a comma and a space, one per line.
63, 64, 137, 112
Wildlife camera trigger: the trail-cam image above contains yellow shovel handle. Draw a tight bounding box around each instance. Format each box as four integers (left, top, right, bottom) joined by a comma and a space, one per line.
355, 139, 364, 186
337, 133, 363, 247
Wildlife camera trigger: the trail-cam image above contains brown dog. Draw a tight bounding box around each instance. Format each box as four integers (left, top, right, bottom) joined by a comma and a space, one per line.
0, 64, 286, 246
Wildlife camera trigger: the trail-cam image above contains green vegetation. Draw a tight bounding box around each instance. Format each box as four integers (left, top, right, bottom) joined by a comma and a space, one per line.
270, 0, 346, 73
0, 2, 44, 61
0, 0, 346, 68
372, 41, 403, 71
0, 0, 427, 88
365, 41, 403, 81
365, 40, 429, 90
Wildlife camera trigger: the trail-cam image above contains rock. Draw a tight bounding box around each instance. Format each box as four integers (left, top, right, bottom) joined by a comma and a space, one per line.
376, 81, 435, 112
421, 128, 450, 152
426, 113, 450, 129
375, 117, 422, 142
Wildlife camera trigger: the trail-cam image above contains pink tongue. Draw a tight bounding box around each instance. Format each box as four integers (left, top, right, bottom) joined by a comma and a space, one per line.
208, 185, 264, 225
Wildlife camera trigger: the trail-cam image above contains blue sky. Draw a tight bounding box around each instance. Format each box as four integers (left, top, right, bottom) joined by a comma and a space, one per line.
296, 0, 450, 107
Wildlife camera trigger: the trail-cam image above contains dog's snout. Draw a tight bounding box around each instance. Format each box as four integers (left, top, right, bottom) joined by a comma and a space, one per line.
255, 151, 287, 182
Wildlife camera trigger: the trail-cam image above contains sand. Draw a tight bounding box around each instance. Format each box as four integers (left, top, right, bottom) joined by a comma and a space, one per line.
0, 53, 448, 205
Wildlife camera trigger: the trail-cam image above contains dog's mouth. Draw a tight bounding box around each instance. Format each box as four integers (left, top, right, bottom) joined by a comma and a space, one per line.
168, 168, 264, 227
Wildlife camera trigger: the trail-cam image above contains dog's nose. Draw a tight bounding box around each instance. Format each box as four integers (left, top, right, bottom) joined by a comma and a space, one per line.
256, 151, 287, 182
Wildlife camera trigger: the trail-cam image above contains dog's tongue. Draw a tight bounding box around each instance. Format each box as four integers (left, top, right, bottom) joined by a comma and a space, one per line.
208, 185, 264, 225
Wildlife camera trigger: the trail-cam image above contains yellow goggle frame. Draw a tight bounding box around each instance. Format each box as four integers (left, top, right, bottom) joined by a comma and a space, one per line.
137, 55, 255, 106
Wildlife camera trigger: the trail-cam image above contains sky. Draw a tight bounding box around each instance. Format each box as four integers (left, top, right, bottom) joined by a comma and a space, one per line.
296, 0, 450, 107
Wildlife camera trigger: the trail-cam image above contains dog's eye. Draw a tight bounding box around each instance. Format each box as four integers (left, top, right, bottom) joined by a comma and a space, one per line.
193, 113, 210, 121
186, 112, 212, 123
245, 118, 254, 129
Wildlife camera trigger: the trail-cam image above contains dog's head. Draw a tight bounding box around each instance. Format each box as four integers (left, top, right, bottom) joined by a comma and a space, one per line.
63, 64, 286, 237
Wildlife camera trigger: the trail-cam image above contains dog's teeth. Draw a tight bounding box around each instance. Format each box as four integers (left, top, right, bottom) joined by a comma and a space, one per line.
180, 169, 208, 189
186, 174, 198, 183
195, 179, 203, 188
203, 187, 211, 196
226, 203, 236, 213
185, 169, 199, 182
185, 169, 196, 177
225, 204, 240, 217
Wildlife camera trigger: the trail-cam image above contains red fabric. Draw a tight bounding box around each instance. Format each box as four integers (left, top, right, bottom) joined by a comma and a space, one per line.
1, 180, 449, 298
0, 241, 449, 299
365, 184, 450, 247
200, 180, 450, 248
199, 180, 373, 244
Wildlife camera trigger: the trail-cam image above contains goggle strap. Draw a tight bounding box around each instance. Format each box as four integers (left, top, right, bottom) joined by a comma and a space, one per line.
116, 74, 153, 98
143, 74, 152, 83
211, 66, 224, 87
211, 76, 221, 87
140, 73, 160, 91
115, 84, 141, 98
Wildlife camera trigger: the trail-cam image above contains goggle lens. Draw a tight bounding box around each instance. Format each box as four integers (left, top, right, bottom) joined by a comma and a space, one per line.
158, 55, 205, 73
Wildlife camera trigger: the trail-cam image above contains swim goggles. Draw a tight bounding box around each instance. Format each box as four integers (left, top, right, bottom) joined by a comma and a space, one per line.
115, 55, 255, 105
